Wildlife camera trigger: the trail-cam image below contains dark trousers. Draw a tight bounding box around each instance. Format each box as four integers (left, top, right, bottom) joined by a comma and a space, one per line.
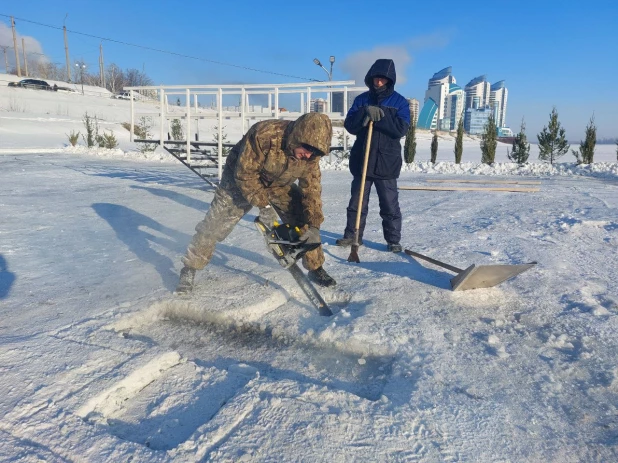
343, 176, 401, 244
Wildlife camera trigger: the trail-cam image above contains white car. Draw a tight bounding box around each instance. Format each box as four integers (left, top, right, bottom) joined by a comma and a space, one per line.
113, 92, 136, 100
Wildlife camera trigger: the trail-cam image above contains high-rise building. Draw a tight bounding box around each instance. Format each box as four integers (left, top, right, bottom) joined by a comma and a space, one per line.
418, 67, 455, 130
466, 105, 499, 135
310, 98, 327, 113
464, 75, 491, 131
417, 67, 464, 131
407, 98, 419, 123
332, 91, 363, 114
444, 85, 465, 131
490, 80, 508, 128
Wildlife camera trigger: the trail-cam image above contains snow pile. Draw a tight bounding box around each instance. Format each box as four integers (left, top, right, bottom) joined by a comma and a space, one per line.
62, 145, 178, 164
320, 156, 618, 179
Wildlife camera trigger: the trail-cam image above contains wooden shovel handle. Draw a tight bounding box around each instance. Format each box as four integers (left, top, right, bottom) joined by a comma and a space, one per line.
353, 121, 373, 233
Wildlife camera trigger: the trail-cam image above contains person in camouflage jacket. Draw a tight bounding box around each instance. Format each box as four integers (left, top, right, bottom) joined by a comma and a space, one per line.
176, 112, 336, 294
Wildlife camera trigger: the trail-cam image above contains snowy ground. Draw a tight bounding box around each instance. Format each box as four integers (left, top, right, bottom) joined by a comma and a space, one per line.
1, 79, 618, 462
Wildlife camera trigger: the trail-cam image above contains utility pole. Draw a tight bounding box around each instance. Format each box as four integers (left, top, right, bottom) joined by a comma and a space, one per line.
22, 38, 28, 77
63, 15, 71, 82
99, 43, 105, 89
11, 16, 21, 77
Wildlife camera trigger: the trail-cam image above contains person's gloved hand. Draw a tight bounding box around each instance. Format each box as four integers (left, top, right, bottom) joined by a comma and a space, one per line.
258, 205, 278, 226
299, 227, 321, 245
363, 105, 384, 126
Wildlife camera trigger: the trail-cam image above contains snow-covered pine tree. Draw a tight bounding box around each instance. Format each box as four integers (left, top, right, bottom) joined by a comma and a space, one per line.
507, 118, 531, 164
571, 115, 596, 164
404, 117, 417, 163
454, 115, 464, 164
430, 131, 438, 163
537, 107, 569, 164
170, 119, 184, 141
481, 113, 497, 164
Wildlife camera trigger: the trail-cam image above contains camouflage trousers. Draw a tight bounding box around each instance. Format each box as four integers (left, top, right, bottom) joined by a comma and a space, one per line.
181, 174, 325, 272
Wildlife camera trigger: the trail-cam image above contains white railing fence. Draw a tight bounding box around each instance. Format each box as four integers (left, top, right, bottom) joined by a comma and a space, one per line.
125, 81, 365, 178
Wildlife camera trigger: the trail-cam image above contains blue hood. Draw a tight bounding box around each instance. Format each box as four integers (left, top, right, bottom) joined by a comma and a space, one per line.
364, 59, 397, 88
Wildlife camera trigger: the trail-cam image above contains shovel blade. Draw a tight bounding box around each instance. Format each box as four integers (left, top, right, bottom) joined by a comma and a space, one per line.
347, 245, 361, 263
450, 263, 536, 291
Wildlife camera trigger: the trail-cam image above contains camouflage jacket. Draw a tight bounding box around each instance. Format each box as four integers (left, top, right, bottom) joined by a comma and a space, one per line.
224, 114, 332, 229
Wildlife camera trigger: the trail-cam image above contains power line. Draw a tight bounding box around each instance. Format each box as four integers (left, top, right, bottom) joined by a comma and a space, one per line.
0, 13, 322, 82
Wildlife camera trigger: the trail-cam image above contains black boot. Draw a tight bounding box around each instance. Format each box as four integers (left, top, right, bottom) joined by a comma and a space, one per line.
175, 266, 196, 294
387, 243, 402, 253
335, 237, 363, 247
307, 266, 337, 288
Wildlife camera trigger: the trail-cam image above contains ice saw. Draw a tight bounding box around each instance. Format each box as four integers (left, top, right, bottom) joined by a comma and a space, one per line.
254, 218, 333, 316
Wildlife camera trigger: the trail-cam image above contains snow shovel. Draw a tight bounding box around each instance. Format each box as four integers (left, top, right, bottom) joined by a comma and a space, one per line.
348, 121, 374, 263
404, 249, 536, 291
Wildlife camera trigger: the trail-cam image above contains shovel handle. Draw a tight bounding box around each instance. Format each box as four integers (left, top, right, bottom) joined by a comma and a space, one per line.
353, 121, 373, 239
404, 249, 464, 274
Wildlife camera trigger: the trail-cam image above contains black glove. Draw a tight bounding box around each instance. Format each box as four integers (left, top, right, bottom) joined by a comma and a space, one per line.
363, 105, 384, 126
299, 227, 321, 245
258, 206, 278, 226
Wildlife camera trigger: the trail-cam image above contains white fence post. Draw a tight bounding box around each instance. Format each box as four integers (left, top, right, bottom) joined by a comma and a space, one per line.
306, 87, 311, 114
186, 88, 191, 162
343, 86, 348, 150
274, 88, 279, 119
218, 87, 223, 179
159, 88, 165, 146
241, 87, 246, 134
130, 91, 135, 142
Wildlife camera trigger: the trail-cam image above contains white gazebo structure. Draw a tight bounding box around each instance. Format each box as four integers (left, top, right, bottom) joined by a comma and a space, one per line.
125, 81, 364, 180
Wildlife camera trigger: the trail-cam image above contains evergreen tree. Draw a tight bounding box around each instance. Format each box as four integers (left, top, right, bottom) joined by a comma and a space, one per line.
212, 125, 231, 156
537, 107, 570, 164
571, 115, 596, 164
616, 139, 618, 162
507, 118, 531, 164
430, 131, 438, 163
404, 117, 417, 163
170, 119, 184, 141
480, 114, 497, 164
454, 115, 464, 164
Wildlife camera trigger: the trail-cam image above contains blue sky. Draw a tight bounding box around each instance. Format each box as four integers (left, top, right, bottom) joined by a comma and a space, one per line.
1, 0, 617, 138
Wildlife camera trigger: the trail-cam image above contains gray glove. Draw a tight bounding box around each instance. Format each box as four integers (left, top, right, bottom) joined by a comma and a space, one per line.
363, 105, 384, 126
299, 227, 321, 245
258, 206, 278, 226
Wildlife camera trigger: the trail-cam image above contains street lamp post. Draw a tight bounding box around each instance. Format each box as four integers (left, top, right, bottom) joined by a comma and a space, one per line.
313, 56, 335, 112
75, 62, 86, 95
313, 56, 336, 161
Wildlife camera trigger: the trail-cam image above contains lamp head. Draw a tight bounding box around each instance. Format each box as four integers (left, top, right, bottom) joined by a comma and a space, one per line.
329, 56, 335, 64
313, 58, 321, 66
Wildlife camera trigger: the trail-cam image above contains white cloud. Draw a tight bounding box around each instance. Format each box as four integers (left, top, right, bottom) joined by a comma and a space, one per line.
340, 46, 412, 87
408, 30, 454, 50
0, 23, 48, 68
339, 31, 453, 87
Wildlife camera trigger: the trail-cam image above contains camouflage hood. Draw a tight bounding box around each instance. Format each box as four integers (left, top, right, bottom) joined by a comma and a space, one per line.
285, 113, 332, 157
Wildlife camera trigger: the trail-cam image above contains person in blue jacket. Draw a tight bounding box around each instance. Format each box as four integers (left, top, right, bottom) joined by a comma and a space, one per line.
336, 59, 410, 252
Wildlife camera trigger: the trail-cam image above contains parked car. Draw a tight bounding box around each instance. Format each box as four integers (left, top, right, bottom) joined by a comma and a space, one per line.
112, 91, 139, 100
8, 79, 53, 91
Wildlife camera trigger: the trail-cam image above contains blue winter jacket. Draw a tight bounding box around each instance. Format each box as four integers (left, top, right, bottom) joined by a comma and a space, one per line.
344, 59, 410, 180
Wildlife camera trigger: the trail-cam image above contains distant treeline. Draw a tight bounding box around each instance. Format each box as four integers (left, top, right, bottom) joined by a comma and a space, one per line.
595, 138, 618, 145
6, 61, 153, 94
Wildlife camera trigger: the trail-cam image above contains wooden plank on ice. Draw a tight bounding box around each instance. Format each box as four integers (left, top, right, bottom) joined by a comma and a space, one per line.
399, 186, 540, 193
426, 179, 541, 185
